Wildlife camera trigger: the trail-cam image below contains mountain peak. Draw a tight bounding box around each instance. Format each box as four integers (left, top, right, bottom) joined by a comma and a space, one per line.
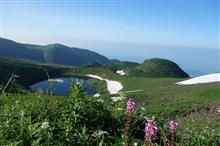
46, 43, 68, 48
129, 58, 189, 78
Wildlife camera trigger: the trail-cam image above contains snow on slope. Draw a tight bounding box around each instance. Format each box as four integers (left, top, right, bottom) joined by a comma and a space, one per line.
116, 70, 126, 76
176, 73, 220, 85
86, 74, 123, 94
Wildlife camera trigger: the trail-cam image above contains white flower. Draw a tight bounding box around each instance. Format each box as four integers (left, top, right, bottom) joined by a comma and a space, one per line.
134, 142, 138, 146
93, 93, 101, 97
117, 108, 123, 111
41, 119, 49, 129
216, 108, 220, 113
212, 129, 216, 133
140, 107, 146, 110
97, 99, 104, 103
111, 96, 125, 102
20, 110, 24, 117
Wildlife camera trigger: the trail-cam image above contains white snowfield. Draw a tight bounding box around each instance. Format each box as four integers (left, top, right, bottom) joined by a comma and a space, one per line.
86, 74, 123, 94
176, 73, 220, 85
116, 70, 126, 76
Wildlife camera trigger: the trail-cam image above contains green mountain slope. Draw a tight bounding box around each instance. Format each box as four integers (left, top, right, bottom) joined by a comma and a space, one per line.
105, 61, 139, 72
0, 57, 68, 87
82, 61, 139, 74
0, 38, 44, 61
0, 38, 112, 66
129, 58, 189, 78
0, 57, 116, 88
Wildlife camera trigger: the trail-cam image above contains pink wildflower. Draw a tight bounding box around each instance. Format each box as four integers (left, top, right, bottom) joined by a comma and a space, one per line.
169, 120, 178, 134
126, 98, 136, 113
124, 98, 136, 146
145, 118, 158, 142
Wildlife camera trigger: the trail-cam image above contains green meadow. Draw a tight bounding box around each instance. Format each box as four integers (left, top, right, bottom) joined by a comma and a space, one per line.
0, 57, 220, 145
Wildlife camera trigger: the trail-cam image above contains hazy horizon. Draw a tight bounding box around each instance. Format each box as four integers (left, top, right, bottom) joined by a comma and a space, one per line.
1, 0, 219, 75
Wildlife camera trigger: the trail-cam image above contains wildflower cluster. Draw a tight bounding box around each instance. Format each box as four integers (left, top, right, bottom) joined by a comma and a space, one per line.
126, 98, 136, 113
123, 98, 182, 146
124, 98, 136, 146
144, 118, 158, 144
169, 120, 178, 134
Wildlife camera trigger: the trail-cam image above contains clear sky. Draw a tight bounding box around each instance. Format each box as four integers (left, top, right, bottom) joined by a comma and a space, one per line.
1, 0, 219, 75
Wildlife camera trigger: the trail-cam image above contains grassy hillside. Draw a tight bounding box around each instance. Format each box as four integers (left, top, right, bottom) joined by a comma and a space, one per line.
1, 79, 219, 145
0, 38, 112, 66
0, 57, 219, 145
0, 56, 219, 124
0, 57, 69, 87
0, 56, 215, 96
0, 57, 117, 88
125, 82, 220, 131
104, 61, 139, 73
129, 58, 189, 78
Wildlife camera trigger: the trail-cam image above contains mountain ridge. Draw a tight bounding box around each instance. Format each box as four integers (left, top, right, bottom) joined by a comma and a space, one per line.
0, 38, 189, 78
0, 37, 113, 66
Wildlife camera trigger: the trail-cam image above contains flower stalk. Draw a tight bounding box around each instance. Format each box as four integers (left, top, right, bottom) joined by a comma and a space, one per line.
124, 98, 136, 146
169, 120, 178, 146
144, 117, 158, 146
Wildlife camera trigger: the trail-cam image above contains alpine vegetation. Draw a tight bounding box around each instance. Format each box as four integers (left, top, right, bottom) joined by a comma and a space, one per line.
0, 82, 220, 145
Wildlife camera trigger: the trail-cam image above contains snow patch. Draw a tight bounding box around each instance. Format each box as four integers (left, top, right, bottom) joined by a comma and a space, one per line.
86, 75, 103, 80
116, 70, 126, 76
48, 79, 64, 83
86, 74, 123, 94
176, 73, 220, 85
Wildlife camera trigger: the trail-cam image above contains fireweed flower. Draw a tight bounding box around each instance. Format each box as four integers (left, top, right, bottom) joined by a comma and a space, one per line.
124, 98, 136, 146
168, 120, 178, 146
126, 98, 136, 113
169, 120, 178, 134
145, 118, 158, 142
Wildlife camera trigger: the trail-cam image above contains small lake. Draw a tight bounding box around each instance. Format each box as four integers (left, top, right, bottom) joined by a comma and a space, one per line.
30, 77, 94, 96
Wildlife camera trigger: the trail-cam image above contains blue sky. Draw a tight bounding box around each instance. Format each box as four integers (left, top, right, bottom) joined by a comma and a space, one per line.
1, 0, 219, 75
